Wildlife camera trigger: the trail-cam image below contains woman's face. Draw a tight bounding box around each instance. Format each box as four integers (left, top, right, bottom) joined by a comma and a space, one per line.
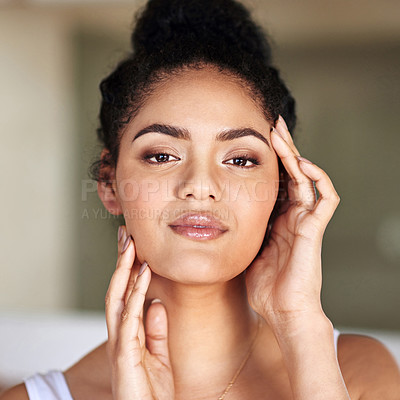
113, 67, 279, 284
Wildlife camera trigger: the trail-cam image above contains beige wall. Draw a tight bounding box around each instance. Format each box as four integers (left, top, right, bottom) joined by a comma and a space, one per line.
0, 9, 77, 310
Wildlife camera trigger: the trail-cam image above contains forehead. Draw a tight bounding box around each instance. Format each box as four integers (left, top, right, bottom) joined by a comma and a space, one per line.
129, 67, 269, 135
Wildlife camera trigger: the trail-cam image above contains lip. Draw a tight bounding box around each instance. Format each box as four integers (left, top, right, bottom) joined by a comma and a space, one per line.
168, 212, 229, 241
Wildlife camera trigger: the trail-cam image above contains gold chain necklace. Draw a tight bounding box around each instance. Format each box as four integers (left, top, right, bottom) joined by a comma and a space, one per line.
217, 315, 262, 400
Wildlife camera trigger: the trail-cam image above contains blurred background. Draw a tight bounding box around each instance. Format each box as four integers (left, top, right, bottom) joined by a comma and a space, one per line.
1, 0, 399, 389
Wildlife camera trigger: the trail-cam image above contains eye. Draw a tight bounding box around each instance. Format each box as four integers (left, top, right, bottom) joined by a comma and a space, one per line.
142, 152, 180, 164
141, 152, 259, 168
224, 154, 260, 169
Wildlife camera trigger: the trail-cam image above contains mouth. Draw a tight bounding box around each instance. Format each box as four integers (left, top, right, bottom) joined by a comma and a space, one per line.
168, 212, 229, 241
168, 225, 228, 240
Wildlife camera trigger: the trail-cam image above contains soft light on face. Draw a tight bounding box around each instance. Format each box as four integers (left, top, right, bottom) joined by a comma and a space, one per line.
114, 67, 279, 284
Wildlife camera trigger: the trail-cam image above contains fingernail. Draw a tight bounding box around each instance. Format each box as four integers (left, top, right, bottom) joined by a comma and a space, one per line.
138, 261, 148, 276
122, 236, 131, 253
296, 156, 313, 164
118, 226, 123, 241
151, 298, 162, 304
279, 115, 288, 128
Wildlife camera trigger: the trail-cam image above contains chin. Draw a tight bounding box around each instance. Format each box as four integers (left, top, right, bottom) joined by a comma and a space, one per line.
147, 250, 245, 285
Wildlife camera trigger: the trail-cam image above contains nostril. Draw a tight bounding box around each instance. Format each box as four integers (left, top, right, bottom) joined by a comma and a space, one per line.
177, 179, 219, 201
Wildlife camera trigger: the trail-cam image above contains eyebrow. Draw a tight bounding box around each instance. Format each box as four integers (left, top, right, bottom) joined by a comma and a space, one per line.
132, 123, 271, 148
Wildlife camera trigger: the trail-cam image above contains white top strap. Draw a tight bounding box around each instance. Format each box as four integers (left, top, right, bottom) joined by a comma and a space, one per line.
333, 327, 341, 356
24, 370, 73, 400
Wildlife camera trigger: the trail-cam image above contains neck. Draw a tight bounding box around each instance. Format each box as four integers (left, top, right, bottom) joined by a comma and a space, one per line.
145, 272, 260, 394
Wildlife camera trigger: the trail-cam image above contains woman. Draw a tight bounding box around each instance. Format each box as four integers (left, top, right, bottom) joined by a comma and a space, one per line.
2, 0, 399, 399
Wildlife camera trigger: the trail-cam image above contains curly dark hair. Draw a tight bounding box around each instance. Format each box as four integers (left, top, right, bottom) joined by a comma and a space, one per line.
90, 0, 296, 250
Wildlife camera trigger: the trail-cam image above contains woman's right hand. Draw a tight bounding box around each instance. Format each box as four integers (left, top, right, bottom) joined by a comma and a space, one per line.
105, 226, 175, 400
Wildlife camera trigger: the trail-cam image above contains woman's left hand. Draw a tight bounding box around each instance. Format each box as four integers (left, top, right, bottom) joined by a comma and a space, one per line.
245, 115, 340, 329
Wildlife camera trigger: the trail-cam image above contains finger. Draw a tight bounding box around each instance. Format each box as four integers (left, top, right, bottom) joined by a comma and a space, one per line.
117, 225, 127, 255
271, 129, 316, 209
274, 115, 300, 156
105, 236, 136, 343
298, 159, 340, 226
125, 280, 146, 352
124, 263, 141, 306
273, 116, 309, 208
119, 263, 151, 349
145, 300, 171, 368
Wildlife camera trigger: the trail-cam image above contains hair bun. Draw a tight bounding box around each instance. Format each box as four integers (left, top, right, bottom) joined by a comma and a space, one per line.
132, 0, 273, 65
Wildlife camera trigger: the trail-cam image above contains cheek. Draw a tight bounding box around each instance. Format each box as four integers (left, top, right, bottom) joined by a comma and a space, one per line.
253, 178, 280, 205
118, 192, 163, 267
226, 170, 279, 213
124, 191, 164, 221
228, 174, 278, 248
117, 177, 165, 204
116, 176, 165, 240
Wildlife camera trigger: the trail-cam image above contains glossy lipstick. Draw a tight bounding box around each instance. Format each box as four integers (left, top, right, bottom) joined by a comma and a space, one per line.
168, 212, 228, 240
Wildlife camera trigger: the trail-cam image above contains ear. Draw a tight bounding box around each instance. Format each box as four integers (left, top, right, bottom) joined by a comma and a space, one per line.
97, 149, 123, 216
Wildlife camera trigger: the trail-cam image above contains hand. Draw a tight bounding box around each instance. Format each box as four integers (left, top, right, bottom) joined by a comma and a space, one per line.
105, 226, 175, 400
245, 116, 340, 328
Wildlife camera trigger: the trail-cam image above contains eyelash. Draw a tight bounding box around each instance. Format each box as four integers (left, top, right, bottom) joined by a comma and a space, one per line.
142, 152, 260, 169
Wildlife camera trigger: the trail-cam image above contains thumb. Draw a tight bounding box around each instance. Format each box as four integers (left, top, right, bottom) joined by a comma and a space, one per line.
145, 299, 171, 367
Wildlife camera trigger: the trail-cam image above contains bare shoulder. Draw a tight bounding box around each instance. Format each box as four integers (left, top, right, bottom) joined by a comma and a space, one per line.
0, 383, 29, 400
63, 340, 112, 400
337, 333, 400, 400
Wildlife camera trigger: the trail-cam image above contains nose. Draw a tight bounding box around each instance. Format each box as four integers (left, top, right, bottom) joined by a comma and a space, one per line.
176, 161, 221, 201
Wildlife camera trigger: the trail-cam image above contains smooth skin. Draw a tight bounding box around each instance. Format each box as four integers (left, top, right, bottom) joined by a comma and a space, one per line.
2, 68, 399, 400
